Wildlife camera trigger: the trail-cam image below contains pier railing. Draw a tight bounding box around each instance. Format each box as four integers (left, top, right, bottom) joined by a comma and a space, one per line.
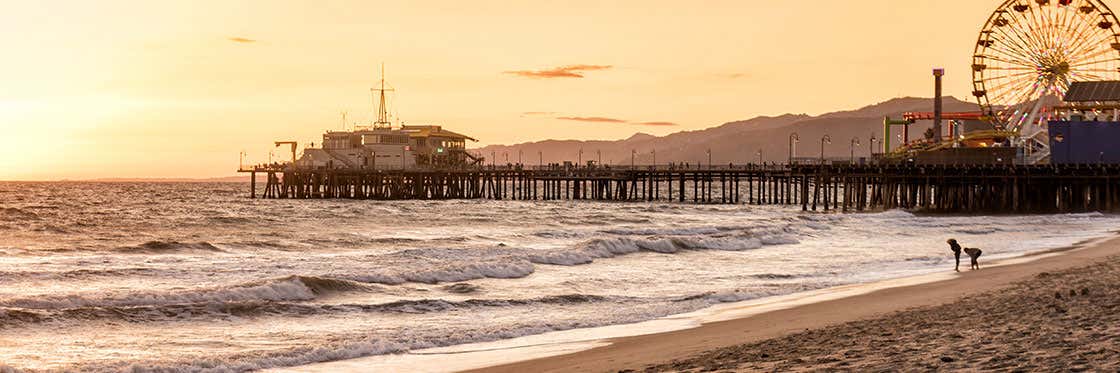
239, 164, 1120, 213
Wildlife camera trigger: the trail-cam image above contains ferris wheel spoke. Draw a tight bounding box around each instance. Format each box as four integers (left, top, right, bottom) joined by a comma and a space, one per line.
1069, 47, 1120, 66
1070, 70, 1111, 81
1057, 9, 1103, 55
985, 75, 1042, 98
991, 21, 1047, 60
989, 30, 1044, 62
1065, 28, 1117, 62
1070, 56, 1120, 68
1009, 8, 1052, 53
980, 49, 1041, 68
1029, 6, 1058, 51
1004, 7, 1050, 53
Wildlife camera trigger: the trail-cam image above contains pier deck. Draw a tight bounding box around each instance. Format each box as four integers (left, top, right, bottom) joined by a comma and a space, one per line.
240, 164, 1120, 213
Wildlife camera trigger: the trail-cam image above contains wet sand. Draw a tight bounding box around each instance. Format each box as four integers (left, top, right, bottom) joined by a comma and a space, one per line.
473, 235, 1120, 372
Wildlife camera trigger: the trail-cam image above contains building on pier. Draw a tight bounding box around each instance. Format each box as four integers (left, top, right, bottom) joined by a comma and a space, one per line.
1049, 81, 1120, 165
290, 65, 482, 170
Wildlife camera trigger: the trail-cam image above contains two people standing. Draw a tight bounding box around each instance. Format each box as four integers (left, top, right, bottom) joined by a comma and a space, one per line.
947, 238, 982, 271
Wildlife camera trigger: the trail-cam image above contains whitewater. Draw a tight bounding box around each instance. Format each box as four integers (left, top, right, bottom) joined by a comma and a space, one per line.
0, 181, 1116, 372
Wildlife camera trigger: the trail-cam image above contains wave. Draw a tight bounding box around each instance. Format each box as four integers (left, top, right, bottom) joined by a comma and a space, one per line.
0, 293, 610, 330
0, 275, 373, 310
114, 241, 227, 254
0, 207, 39, 221
531, 233, 798, 266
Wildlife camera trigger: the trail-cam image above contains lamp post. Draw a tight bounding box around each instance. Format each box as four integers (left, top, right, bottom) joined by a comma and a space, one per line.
518, 149, 523, 165
706, 149, 712, 169
539, 151, 543, 169
850, 137, 861, 163
756, 149, 763, 166
578, 148, 584, 168
820, 135, 832, 164
652, 149, 657, 169
491, 150, 496, 167
597, 149, 602, 167
788, 133, 800, 164
631, 149, 636, 169
870, 135, 878, 156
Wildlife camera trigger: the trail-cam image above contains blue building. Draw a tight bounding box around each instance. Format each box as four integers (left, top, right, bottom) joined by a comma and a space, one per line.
1048, 81, 1120, 165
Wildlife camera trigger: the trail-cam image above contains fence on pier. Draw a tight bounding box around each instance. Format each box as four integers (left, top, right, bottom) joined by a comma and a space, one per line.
243, 164, 1120, 213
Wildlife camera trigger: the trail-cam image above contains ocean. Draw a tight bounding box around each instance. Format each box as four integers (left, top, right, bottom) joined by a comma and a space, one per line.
0, 181, 1116, 371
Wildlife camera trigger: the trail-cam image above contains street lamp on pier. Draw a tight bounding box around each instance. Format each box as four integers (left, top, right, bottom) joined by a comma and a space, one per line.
631, 149, 636, 169
870, 135, 878, 157
850, 137, 861, 163
756, 149, 763, 166
706, 149, 712, 169
652, 149, 657, 169
820, 135, 832, 164
518, 149, 523, 165
578, 148, 584, 168
788, 133, 800, 165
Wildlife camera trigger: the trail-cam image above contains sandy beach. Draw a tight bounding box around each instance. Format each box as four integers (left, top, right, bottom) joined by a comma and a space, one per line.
474, 235, 1120, 372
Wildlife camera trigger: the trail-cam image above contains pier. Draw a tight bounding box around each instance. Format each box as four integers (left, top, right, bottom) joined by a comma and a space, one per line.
242, 164, 1120, 213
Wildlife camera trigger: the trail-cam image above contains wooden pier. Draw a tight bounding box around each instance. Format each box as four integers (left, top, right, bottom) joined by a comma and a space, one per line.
243, 164, 1120, 213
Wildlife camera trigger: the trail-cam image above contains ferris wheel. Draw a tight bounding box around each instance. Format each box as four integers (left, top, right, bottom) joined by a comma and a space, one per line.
972, 0, 1120, 159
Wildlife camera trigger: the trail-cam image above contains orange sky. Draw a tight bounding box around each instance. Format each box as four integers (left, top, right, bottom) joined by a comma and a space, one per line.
1, 0, 1002, 180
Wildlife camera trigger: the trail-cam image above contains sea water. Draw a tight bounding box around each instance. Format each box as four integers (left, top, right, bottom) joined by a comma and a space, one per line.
0, 181, 1115, 371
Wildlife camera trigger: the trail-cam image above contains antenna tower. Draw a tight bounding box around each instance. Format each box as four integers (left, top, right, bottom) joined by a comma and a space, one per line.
372, 63, 395, 129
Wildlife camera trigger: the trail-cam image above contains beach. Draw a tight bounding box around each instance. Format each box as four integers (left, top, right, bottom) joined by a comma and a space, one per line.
475, 235, 1120, 372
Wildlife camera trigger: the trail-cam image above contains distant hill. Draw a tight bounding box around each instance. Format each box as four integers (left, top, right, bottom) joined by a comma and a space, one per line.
474, 96, 977, 165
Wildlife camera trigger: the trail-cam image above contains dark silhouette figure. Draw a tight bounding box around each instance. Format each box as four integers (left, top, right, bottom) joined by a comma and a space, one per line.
947, 239, 963, 272
964, 247, 983, 270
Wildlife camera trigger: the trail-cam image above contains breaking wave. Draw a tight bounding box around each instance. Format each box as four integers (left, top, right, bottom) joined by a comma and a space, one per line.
0, 294, 609, 329
114, 241, 227, 254
0, 275, 374, 310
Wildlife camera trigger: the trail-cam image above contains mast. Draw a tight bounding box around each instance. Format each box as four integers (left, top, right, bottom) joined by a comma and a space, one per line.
372, 63, 394, 129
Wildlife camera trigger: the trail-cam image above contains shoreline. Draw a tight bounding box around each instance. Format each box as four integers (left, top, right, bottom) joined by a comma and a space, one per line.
467, 234, 1120, 373
276, 234, 1120, 373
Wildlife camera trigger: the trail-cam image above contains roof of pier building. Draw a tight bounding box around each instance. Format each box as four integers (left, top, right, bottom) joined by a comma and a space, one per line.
1064, 81, 1120, 103
400, 125, 477, 142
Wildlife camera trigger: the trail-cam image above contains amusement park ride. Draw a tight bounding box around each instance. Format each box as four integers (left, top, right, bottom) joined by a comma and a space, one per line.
885, 0, 1120, 165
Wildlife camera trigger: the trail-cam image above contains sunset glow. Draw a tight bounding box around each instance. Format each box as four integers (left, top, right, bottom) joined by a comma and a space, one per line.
1, 0, 994, 180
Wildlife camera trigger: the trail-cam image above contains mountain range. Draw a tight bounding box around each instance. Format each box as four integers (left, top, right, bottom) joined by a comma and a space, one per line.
473, 96, 979, 165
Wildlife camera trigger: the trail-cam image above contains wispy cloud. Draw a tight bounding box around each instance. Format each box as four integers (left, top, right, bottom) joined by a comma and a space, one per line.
228, 37, 257, 44
521, 111, 557, 117
504, 64, 612, 79
557, 116, 627, 123
554, 116, 679, 126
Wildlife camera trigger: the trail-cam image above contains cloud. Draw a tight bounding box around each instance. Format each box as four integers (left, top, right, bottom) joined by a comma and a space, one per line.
556, 116, 628, 123
521, 111, 557, 117
504, 64, 612, 79
228, 37, 257, 44
554, 116, 679, 126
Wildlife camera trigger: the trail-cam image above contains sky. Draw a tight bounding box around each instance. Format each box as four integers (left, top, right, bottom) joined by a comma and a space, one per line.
0, 0, 1001, 180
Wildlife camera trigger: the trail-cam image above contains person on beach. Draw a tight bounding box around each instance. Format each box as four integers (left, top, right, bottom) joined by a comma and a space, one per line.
947, 238, 963, 272
964, 247, 983, 270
